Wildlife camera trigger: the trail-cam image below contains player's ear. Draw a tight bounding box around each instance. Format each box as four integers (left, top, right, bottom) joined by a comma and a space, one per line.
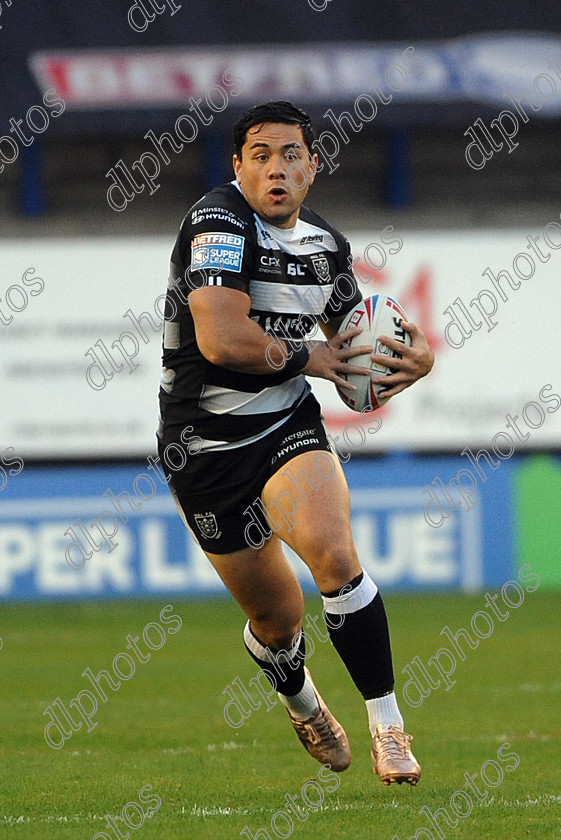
233, 153, 242, 181
308, 152, 320, 184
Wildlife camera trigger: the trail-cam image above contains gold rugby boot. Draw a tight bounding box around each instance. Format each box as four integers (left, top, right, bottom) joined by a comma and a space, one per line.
287, 668, 351, 772
371, 723, 421, 786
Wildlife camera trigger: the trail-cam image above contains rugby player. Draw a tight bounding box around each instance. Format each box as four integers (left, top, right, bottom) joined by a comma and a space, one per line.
157, 101, 434, 785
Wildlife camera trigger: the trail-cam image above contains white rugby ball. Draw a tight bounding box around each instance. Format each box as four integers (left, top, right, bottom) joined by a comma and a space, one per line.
336, 295, 411, 412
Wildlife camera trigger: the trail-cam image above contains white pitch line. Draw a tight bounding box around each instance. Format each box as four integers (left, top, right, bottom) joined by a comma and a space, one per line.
183, 793, 561, 819
207, 741, 248, 751
164, 740, 258, 754
4, 793, 559, 825
0, 815, 108, 825
0, 811, 158, 825
489, 794, 561, 808
187, 806, 255, 817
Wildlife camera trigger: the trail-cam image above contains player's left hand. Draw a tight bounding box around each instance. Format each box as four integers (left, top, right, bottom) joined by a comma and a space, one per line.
370, 321, 434, 399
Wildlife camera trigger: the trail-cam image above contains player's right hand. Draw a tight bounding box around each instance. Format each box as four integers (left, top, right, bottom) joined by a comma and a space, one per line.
301, 326, 373, 390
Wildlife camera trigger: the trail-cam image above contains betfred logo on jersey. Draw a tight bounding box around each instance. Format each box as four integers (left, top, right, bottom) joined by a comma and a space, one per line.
191, 233, 245, 273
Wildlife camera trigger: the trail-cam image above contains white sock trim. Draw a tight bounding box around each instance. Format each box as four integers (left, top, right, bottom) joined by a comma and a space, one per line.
322, 571, 378, 616
366, 691, 404, 735
243, 620, 302, 665
278, 674, 319, 721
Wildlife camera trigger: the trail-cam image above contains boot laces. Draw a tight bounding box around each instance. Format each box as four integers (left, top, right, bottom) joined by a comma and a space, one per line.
297, 708, 334, 746
376, 725, 411, 760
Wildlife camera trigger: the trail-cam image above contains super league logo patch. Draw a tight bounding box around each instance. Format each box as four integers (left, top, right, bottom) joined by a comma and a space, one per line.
310, 254, 331, 283
191, 232, 245, 274
194, 512, 222, 539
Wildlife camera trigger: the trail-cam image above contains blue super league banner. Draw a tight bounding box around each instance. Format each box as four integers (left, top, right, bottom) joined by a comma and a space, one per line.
0, 455, 515, 601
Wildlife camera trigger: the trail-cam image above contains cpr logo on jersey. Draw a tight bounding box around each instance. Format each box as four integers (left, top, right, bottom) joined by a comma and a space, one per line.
194, 512, 222, 539
311, 254, 331, 283
191, 233, 245, 274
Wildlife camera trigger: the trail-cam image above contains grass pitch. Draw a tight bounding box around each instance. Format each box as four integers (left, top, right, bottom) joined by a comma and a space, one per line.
1, 591, 559, 839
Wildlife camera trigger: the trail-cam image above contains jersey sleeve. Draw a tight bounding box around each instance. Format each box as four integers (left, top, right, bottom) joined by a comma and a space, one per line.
172, 203, 254, 296
323, 236, 363, 321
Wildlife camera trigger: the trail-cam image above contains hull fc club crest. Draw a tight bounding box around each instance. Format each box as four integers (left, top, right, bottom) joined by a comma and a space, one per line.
310, 254, 331, 283
194, 512, 222, 539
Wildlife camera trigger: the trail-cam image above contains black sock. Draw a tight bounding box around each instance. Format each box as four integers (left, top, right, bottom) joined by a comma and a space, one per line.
322, 573, 394, 700
243, 621, 306, 696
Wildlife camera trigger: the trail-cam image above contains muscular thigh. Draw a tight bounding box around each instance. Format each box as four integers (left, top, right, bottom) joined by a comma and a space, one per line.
262, 450, 361, 592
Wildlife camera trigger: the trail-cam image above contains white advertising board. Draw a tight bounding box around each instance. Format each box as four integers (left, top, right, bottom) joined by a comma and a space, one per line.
1, 227, 561, 459
319, 227, 561, 452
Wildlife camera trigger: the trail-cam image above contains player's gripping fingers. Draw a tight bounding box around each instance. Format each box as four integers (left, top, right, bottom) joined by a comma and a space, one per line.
330, 325, 367, 348
339, 359, 372, 381
369, 378, 409, 399
370, 364, 419, 394
334, 376, 356, 392
329, 326, 373, 365
332, 367, 366, 391
302, 336, 372, 388
370, 366, 410, 400
322, 350, 372, 389
405, 321, 435, 376
377, 321, 434, 378
375, 334, 406, 355
340, 343, 373, 363
369, 322, 434, 399
370, 351, 406, 372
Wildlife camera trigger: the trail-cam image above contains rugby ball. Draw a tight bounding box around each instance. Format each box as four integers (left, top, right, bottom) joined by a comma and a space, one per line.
336, 295, 411, 412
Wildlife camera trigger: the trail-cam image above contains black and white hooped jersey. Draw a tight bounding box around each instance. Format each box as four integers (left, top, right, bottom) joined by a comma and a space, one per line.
159, 180, 362, 451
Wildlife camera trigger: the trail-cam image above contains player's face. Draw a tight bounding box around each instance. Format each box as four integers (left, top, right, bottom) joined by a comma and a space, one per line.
233, 122, 318, 229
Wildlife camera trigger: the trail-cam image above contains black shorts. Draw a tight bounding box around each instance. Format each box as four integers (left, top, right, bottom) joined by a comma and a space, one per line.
158, 393, 332, 554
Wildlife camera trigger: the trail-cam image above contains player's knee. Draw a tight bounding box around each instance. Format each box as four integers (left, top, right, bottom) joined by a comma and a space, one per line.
253, 621, 302, 653
308, 544, 358, 590
273, 626, 302, 652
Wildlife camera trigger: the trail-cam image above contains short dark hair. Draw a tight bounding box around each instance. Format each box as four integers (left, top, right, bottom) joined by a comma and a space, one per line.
234, 101, 316, 158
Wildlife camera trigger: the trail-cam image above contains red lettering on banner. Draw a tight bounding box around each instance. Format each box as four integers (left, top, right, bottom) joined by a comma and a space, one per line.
171, 70, 194, 94
354, 260, 387, 286
399, 267, 442, 351
46, 60, 71, 99
353, 262, 442, 352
